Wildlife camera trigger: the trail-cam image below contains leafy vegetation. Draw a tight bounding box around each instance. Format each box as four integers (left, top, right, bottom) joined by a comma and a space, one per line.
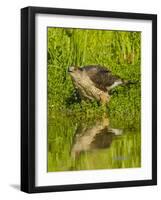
48, 28, 141, 125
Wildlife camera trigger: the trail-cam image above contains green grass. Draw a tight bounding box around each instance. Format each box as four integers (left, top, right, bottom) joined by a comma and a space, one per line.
48, 28, 141, 123
47, 27, 141, 172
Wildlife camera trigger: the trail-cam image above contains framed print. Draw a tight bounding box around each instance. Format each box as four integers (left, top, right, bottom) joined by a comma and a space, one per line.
21, 6, 157, 193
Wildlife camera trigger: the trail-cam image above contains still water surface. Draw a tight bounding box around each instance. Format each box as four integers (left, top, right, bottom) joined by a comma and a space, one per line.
48, 114, 141, 172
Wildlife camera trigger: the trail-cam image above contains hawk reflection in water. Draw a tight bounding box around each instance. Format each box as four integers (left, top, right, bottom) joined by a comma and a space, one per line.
71, 117, 122, 158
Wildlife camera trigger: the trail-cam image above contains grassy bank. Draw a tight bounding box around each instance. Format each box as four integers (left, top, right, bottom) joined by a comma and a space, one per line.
48, 27, 141, 127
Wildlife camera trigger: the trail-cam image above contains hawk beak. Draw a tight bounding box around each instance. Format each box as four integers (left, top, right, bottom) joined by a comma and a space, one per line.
68, 66, 74, 72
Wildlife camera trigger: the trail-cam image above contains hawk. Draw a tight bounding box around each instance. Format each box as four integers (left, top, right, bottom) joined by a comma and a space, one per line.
68, 65, 130, 104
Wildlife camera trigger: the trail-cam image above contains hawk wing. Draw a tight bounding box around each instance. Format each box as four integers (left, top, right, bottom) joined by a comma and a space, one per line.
83, 65, 120, 92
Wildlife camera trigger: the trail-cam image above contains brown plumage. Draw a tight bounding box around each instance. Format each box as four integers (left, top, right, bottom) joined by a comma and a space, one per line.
68, 65, 129, 104
80, 65, 122, 92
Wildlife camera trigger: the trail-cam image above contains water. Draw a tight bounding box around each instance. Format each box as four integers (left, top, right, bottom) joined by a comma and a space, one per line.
48, 114, 141, 172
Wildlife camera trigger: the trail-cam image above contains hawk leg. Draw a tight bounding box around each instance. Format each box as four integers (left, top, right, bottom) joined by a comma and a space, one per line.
99, 92, 110, 105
